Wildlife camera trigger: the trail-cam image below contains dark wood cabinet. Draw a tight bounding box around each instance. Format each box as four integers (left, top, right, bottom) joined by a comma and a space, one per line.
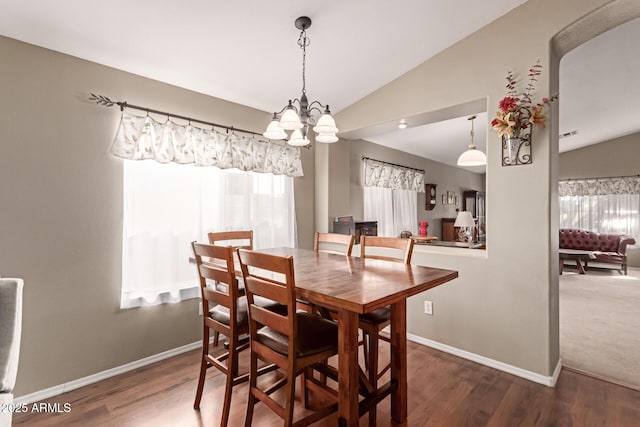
333, 220, 377, 244
441, 218, 459, 242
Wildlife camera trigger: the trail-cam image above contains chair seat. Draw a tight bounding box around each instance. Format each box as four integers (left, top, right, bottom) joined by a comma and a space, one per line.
257, 313, 338, 358
359, 307, 390, 325
209, 295, 286, 326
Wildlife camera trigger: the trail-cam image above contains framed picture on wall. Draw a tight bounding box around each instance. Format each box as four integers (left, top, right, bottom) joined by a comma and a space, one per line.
447, 191, 455, 204
442, 194, 447, 204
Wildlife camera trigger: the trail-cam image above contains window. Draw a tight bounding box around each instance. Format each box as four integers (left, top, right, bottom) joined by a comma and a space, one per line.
364, 187, 418, 237
559, 176, 640, 244
120, 160, 297, 308
559, 194, 639, 242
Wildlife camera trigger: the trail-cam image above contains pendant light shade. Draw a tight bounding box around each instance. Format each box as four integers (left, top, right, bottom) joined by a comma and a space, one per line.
315, 132, 339, 143
263, 114, 288, 140
457, 115, 486, 167
312, 111, 338, 134
288, 128, 310, 146
279, 106, 303, 130
457, 148, 487, 166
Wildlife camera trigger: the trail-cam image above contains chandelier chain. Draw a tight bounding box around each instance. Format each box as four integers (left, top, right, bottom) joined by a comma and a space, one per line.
298, 29, 309, 94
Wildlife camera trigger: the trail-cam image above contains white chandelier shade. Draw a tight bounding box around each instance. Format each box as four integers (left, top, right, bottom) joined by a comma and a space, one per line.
313, 112, 338, 134
288, 128, 311, 146
263, 116, 288, 140
315, 132, 339, 143
279, 106, 304, 131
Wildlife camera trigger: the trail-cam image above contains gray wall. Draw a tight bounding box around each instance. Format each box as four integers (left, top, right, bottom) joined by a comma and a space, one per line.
331, 0, 639, 377
0, 36, 315, 396
559, 131, 640, 267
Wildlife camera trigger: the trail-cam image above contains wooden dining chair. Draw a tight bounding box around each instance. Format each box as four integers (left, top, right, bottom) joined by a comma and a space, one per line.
313, 232, 355, 256
359, 235, 414, 426
207, 230, 253, 346
191, 241, 249, 426
237, 249, 339, 427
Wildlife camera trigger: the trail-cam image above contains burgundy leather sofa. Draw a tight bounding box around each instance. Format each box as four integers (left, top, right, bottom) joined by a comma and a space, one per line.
559, 229, 636, 275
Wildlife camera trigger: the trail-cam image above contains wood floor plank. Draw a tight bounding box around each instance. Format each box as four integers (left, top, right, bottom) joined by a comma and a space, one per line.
12, 341, 640, 426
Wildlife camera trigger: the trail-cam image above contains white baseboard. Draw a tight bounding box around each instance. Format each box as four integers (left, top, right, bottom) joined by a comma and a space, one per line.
407, 333, 562, 387
14, 340, 204, 405
16, 333, 562, 405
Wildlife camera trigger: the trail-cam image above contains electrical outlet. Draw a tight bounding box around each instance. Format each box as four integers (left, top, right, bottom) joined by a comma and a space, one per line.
424, 300, 433, 315
198, 301, 203, 316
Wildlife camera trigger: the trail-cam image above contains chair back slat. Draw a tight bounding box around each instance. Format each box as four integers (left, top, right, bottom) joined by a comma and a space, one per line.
244, 275, 289, 305
249, 304, 290, 336
360, 235, 414, 264
314, 232, 355, 256
208, 230, 254, 250
202, 286, 232, 308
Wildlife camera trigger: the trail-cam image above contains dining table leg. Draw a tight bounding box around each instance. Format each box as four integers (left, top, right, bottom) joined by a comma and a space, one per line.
390, 299, 408, 426
337, 309, 359, 427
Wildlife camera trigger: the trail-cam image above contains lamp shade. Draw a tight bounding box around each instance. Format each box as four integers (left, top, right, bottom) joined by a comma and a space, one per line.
279, 107, 303, 130
457, 147, 487, 166
313, 113, 338, 134
288, 128, 310, 146
263, 119, 287, 140
454, 211, 475, 228
315, 132, 339, 143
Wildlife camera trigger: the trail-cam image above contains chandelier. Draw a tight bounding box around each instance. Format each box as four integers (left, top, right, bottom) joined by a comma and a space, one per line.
263, 16, 339, 146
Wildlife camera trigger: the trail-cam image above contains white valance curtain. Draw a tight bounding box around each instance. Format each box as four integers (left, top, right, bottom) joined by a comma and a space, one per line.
363, 159, 424, 191
559, 176, 640, 196
111, 112, 304, 177
363, 159, 422, 236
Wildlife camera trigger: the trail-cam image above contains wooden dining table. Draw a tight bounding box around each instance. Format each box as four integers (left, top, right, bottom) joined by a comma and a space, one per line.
254, 247, 458, 426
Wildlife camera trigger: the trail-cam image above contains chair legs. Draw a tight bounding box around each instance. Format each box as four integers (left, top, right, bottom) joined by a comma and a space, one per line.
220, 336, 239, 427
366, 330, 379, 427
194, 327, 210, 409
244, 353, 258, 427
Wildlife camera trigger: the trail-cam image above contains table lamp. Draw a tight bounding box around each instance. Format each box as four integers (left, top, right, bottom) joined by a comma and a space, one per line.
454, 211, 475, 247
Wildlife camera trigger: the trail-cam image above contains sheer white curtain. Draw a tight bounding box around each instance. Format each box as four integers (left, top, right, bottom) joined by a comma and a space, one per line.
559, 194, 640, 244
392, 189, 418, 237
364, 186, 394, 237
121, 160, 297, 308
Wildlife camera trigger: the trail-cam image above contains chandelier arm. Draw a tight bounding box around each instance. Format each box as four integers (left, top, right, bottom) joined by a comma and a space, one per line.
307, 100, 329, 111
307, 105, 325, 116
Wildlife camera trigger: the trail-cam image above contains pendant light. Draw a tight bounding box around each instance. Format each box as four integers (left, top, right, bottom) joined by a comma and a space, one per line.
457, 115, 487, 166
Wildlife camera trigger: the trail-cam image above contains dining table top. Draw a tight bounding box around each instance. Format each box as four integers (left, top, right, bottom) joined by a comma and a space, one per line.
255, 247, 459, 314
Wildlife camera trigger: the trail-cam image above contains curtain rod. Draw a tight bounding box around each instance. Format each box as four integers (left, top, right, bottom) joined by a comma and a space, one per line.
560, 174, 640, 182
361, 156, 424, 173
89, 93, 264, 138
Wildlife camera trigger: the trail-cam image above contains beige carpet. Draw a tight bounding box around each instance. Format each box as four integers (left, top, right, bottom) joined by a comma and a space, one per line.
560, 266, 640, 390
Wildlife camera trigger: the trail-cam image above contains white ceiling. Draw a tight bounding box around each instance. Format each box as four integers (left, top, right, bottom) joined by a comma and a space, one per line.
0, 1, 637, 172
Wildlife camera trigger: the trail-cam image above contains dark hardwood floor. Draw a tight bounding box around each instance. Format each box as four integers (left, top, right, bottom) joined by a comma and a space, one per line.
13, 340, 640, 426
